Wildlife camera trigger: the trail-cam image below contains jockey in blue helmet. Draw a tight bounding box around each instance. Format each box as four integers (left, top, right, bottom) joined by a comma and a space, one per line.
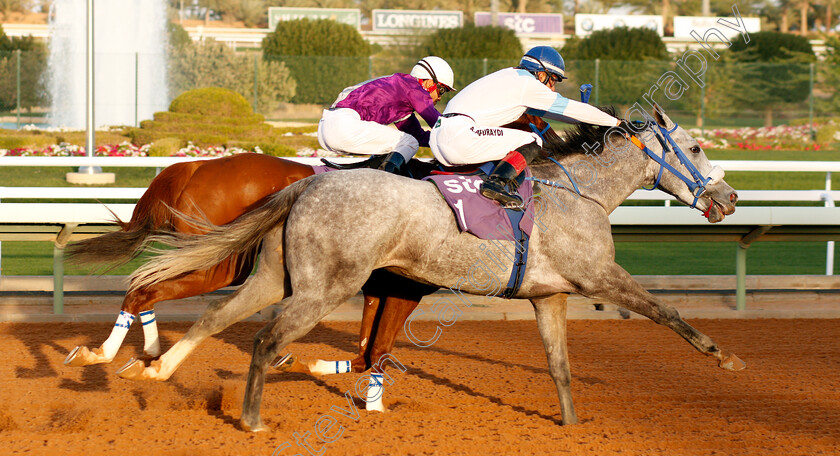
429, 46, 621, 209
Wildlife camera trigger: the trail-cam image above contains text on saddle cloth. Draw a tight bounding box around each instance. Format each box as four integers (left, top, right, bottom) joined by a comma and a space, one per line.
422, 164, 535, 241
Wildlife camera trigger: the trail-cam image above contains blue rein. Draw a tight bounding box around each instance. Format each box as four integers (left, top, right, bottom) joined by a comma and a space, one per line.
527, 122, 713, 208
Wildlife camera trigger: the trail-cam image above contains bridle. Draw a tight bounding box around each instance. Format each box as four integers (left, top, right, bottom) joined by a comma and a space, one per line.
633, 121, 724, 209
527, 121, 724, 211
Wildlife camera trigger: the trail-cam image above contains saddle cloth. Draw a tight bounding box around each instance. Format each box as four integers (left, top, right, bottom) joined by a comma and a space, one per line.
314, 159, 535, 241
423, 163, 535, 241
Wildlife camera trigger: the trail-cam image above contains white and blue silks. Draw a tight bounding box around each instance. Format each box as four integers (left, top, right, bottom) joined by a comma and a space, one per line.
430, 68, 619, 166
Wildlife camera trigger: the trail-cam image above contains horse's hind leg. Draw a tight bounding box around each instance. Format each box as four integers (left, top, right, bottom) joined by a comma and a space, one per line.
65, 257, 245, 367
241, 290, 356, 432
531, 294, 577, 425
585, 265, 745, 371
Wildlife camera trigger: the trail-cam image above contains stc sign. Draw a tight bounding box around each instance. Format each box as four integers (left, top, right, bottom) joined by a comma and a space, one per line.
474, 12, 564, 36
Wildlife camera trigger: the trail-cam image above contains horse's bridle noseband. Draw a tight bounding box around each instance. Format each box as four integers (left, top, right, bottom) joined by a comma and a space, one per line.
637, 121, 724, 209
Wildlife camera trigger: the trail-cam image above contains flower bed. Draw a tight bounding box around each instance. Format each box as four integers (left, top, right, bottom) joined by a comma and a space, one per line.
0, 141, 268, 158
690, 123, 839, 150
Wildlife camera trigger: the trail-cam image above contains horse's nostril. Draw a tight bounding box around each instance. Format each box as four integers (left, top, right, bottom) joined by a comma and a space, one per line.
730, 192, 738, 204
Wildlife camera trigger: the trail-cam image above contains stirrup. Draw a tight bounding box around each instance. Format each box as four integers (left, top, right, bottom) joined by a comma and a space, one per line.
320, 154, 385, 170
480, 182, 524, 211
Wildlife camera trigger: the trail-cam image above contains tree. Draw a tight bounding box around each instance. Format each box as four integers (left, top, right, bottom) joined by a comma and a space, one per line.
727, 31, 816, 126
561, 26, 669, 108
263, 18, 370, 104
0, 25, 48, 113
168, 40, 296, 113
418, 24, 522, 92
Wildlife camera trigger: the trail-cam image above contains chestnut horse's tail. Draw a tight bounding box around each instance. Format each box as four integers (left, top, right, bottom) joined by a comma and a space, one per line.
129, 176, 314, 292
66, 162, 200, 268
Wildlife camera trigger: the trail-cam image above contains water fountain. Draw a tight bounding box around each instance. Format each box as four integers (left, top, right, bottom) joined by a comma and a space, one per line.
47, 0, 169, 129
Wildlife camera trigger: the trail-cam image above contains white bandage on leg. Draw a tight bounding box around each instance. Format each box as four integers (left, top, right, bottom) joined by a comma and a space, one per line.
309, 359, 353, 375
365, 373, 385, 412
100, 310, 134, 360
139, 310, 160, 357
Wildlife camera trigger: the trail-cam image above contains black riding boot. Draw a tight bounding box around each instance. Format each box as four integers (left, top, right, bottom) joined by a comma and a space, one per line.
479, 142, 542, 210
378, 152, 407, 175
479, 152, 526, 210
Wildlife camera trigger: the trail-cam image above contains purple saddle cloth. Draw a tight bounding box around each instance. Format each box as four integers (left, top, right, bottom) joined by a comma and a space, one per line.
423, 168, 535, 241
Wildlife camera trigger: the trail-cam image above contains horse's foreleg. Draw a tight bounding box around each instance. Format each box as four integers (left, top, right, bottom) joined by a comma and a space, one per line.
531, 294, 577, 425
117, 249, 287, 381
65, 257, 245, 367
584, 265, 745, 371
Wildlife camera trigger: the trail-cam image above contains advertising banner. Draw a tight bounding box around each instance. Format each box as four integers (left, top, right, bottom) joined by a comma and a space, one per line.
474, 12, 563, 36
673, 16, 760, 39
268, 7, 361, 30
372, 9, 463, 32
575, 14, 663, 36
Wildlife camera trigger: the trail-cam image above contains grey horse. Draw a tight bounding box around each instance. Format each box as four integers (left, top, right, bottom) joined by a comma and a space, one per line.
122, 106, 742, 432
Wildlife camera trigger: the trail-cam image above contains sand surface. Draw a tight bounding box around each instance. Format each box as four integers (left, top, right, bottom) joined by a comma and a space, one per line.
0, 319, 838, 455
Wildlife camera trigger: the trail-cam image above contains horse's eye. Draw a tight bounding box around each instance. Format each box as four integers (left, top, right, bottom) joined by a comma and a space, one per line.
690, 145, 701, 154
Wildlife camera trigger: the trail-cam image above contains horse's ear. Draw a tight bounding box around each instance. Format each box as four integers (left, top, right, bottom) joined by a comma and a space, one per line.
652, 103, 673, 129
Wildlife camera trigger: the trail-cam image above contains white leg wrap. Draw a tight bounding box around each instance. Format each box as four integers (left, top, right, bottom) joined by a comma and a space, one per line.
309, 359, 352, 375
366, 373, 385, 412
139, 310, 160, 356
100, 311, 134, 360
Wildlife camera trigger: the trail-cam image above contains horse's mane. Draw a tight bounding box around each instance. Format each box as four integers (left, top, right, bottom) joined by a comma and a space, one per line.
535, 106, 621, 163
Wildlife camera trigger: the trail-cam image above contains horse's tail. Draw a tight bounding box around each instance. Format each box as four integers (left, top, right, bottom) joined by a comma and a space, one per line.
129, 176, 314, 292
65, 162, 199, 268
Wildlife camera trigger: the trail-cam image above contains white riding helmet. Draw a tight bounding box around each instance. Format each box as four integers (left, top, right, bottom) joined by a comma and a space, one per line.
410, 56, 456, 92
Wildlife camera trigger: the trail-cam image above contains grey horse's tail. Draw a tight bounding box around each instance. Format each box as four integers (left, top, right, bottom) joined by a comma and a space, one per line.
129, 176, 314, 292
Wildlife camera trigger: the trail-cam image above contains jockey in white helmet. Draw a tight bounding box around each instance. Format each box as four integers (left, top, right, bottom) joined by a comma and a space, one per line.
317, 56, 455, 174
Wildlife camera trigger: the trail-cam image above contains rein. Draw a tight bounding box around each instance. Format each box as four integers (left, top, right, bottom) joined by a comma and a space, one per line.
637, 122, 718, 209
526, 121, 722, 210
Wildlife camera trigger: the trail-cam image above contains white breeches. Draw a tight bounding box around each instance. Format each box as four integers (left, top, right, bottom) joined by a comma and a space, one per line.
317, 108, 419, 160
429, 115, 542, 167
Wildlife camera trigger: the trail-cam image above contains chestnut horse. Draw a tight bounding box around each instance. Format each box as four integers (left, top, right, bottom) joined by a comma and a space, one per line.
63, 114, 557, 375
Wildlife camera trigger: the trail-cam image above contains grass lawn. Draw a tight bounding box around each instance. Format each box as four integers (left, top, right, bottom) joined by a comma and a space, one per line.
1, 148, 838, 276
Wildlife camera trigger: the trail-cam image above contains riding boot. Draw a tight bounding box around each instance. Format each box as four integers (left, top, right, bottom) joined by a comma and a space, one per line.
377, 152, 407, 175
479, 151, 528, 210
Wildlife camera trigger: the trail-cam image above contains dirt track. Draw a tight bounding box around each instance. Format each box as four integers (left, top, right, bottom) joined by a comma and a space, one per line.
1, 319, 838, 455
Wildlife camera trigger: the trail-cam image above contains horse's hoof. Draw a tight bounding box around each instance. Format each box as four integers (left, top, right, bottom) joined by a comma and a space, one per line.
64, 346, 111, 367
116, 358, 147, 380
240, 418, 269, 433
719, 352, 746, 371
64, 346, 92, 367
272, 353, 294, 370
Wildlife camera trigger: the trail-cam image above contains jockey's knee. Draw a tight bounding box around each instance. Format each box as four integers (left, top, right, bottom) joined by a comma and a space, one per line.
393, 135, 419, 160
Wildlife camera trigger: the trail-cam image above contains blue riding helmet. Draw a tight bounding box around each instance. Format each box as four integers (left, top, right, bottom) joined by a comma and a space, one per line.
518, 46, 568, 83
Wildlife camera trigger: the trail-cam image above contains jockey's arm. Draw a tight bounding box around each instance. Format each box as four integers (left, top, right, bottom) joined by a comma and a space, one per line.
527, 89, 621, 127
395, 113, 431, 148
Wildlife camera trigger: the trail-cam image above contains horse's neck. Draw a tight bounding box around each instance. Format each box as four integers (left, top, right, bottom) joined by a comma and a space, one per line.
533, 139, 652, 213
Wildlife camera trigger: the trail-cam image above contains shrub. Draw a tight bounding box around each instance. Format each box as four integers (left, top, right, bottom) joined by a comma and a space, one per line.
169, 87, 254, 117
148, 137, 183, 157
263, 19, 371, 104
0, 26, 49, 112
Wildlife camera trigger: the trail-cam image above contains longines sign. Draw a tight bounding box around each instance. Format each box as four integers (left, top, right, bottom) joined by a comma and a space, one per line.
268, 7, 361, 30
372, 10, 463, 32
575, 14, 663, 36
